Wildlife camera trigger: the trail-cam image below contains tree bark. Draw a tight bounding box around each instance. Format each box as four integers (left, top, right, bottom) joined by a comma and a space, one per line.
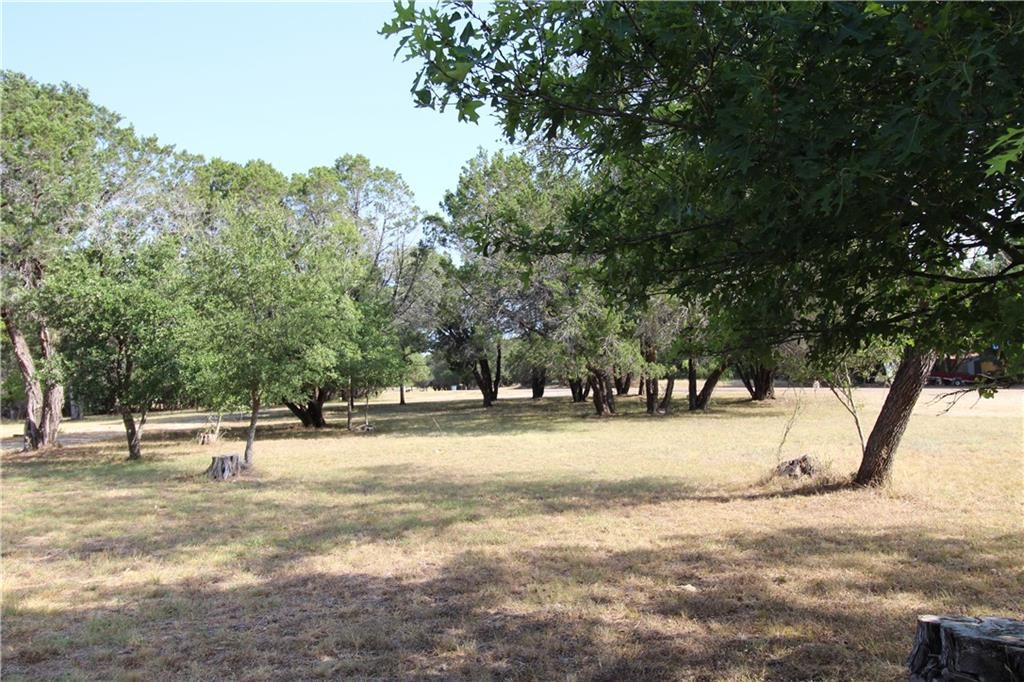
855, 348, 937, 487
641, 345, 658, 414
284, 401, 313, 427
243, 391, 260, 468
908, 615, 1024, 682
494, 340, 502, 398
285, 387, 331, 427
38, 324, 64, 445
613, 372, 633, 396
205, 454, 241, 481
346, 380, 355, 429
569, 377, 587, 403
660, 375, 676, 413
692, 366, 725, 411
736, 361, 776, 401
2, 306, 44, 449
120, 407, 146, 461
530, 366, 546, 399
588, 367, 616, 416
687, 357, 698, 411
473, 349, 501, 407
645, 376, 659, 415
399, 381, 406, 405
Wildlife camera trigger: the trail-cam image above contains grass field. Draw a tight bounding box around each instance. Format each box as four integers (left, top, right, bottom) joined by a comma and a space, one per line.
2, 385, 1021, 681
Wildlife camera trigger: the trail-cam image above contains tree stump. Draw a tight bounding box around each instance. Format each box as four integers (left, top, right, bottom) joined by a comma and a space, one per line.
204, 454, 241, 481
772, 455, 822, 479
908, 615, 1024, 681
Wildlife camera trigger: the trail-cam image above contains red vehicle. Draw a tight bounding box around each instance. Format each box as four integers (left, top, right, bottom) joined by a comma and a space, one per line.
927, 369, 976, 386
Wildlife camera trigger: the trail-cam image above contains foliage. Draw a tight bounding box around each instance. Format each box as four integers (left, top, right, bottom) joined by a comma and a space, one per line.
45, 239, 187, 415
184, 159, 358, 414
385, 2, 1024, 369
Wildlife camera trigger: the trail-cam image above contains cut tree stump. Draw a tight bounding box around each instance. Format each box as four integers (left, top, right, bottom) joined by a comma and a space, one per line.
204, 454, 241, 481
772, 455, 822, 479
908, 615, 1024, 681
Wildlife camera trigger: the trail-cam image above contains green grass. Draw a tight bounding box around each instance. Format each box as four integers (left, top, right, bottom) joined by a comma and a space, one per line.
2, 386, 1022, 680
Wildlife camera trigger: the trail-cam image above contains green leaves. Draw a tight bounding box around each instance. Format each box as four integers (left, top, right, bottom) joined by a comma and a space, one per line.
986, 127, 1024, 177
388, 1, 1024, 374
46, 238, 188, 414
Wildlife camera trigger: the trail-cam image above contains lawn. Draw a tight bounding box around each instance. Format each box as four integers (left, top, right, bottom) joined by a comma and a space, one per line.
2, 385, 1021, 681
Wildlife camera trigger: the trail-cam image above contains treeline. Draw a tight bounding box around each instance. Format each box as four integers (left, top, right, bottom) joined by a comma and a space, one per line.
2, 72, 437, 463
5, 2, 1023, 495
0, 72, 763, 466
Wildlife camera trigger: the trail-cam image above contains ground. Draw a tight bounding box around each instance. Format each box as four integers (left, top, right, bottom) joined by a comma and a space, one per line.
2, 385, 1021, 681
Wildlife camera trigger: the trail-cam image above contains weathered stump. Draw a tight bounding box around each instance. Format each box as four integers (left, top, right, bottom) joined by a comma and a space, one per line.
772, 454, 822, 479
204, 454, 241, 481
908, 615, 1024, 681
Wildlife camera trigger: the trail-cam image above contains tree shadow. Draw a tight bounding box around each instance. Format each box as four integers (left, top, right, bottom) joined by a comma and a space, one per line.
5, 527, 1019, 680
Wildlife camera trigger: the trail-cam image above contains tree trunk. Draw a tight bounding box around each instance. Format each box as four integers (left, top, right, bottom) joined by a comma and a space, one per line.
205, 454, 241, 481
660, 375, 676, 413
399, 380, 406, 405
645, 376, 659, 415
493, 340, 502, 399
306, 395, 327, 428
908, 615, 1024, 682
285, 387, 331, 427
736, 362, 776, 401
120, 407, 146, 461
569, 377, 587, 403
687, 357, 698, 411
243, 391, 260, 468
2, 306, 44, 449
38, 324, 64, 445
530, 366, 546, 399
855, 348, 937, 487
346, 380, 355, 430
284, 401, 313, 427
474, 353, 500, 407
604, 373, 617, 413
588, 367, 616, 416
613, 372, 633, 396
692, 366, 725, 411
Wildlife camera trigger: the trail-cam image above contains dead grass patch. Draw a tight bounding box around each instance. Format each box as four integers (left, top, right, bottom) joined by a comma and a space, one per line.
2, 386, 1021, 680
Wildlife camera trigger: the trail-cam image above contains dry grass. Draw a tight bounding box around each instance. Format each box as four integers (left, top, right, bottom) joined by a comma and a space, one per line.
2, 384, 1022, 681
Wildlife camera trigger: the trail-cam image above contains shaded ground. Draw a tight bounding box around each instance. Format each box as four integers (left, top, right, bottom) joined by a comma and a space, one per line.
1, 387, 1021, 680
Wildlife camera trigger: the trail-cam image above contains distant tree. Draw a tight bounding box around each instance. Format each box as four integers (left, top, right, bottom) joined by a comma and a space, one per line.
185, 159, 354, 466
432, 258, 506, 407
432, 150, 584, 407
1, 71, 173, 448
45, 239, 187, 460
283, 156, 428, 424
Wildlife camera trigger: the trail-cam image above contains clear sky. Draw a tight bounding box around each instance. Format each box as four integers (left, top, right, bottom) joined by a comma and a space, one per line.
1, 1, 507, 213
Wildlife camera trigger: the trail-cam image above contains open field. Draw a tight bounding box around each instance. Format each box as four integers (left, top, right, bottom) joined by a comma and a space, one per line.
2, 386, 1022, 680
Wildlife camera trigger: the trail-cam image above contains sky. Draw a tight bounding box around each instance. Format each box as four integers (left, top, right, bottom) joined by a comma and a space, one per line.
1, 1, 508, 213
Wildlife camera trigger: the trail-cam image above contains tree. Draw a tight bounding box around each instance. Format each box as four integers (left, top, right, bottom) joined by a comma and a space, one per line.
432, 149, 586, 407
432, 258, 506, 407
45, 239, 187, 460
185, 159, 354, 466
386, 2, 1024, 485
283, 156, 428, 424
2, 70, 179, 449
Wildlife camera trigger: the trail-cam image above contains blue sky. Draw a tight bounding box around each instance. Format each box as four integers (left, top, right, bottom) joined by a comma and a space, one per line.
2, 2, 507, 213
